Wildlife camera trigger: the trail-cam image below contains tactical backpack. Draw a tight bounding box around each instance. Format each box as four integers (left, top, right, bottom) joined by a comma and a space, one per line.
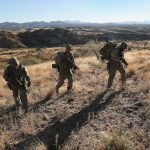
99, 41, 117, 60
111, 47, 121, 62
3, 64, 26, 89
52, 51, 76, 71
55, 52, 64, 67
52, 52, 63, 71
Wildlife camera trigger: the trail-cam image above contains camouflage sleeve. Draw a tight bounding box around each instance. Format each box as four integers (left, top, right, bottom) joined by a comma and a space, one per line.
3, 68, 8, 81
25, 67, 30, 81
24, 66, 31, 87
122, 58, 128, 66
3, 67, 12, 82
71, 54, 75, 65
22, 66, 30, 82
70, 54, 79, 70
120, 51, 128, 65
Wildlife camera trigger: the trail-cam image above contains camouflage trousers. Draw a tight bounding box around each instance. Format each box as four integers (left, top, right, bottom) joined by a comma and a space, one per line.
56, 70, 73, 93
107, 62, 126, 88
12, 88, 28, 112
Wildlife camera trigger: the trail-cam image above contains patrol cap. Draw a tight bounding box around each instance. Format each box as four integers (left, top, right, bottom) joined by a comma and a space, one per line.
8, 57, 19, 66
66, 44, 72, 50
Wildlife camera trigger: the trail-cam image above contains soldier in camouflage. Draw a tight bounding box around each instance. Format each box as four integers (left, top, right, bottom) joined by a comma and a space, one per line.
3, 57, 31, 113
107, 42, 128, 90
55, 44, 78, 93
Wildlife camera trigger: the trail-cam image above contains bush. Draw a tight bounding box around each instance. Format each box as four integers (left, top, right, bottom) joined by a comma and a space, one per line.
21, 56, 46, 66
101, 127, 134, 150
0, 31, 25, 48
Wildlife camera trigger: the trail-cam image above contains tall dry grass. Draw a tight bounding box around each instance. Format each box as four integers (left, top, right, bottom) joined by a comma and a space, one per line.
0, 44, 150, 150
126, 50, 150, 80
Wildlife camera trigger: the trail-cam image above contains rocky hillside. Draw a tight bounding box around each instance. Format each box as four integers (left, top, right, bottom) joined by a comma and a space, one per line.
0, 49, 149, 150
0, 31, 26, 48
18, 28, 87, 47
1, 26, 150, 48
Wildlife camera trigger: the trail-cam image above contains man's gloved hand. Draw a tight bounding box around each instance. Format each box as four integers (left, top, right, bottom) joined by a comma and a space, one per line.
124, 63, 128, 69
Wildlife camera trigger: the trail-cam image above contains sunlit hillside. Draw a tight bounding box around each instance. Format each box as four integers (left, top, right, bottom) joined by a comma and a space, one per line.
0, 42, 150, 150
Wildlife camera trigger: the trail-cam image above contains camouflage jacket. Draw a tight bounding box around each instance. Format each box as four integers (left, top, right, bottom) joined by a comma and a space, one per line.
3, 64, 30, 89
108, 46, 128, 65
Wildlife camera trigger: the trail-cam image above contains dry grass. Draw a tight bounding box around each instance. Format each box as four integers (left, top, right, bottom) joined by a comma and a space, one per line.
0, 42, 150, 150
126, 50, 150, 80
99, 128, 134, 150
0, 47, 63, 69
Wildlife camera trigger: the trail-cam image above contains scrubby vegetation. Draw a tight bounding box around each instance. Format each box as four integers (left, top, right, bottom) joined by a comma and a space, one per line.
18, 28, 88, 47
1, 26, 150, 48
0, 41, 149, 150
0, 31, 26, 48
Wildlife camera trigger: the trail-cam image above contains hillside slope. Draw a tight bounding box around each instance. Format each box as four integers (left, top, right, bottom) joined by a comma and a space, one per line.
1, 27, 150, 48
0, 50, 150, 150
0, 31, 25, 48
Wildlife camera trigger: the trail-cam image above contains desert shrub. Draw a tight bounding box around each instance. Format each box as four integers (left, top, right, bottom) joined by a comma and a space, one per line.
75, 40, 103, 57
0, 31, 25, 48
21, 56, 46, 65
101, 127, 134, 150
0, 62, 8, 69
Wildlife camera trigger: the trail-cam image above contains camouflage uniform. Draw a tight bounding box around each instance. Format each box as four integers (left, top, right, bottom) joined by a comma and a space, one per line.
107, 42, 128, 89
55, 44, 76, 93
3, 58, 31, 112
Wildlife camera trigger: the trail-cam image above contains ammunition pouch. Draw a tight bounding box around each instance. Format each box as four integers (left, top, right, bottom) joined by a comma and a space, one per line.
52, 64, 58, 68
52, 64, 60, 72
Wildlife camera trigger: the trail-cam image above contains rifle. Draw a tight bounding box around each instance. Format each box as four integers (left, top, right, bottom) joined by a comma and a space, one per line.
52, 57, 81, 73
7, 73, 28, 90
7, 78, 22, 90
66, 58, 81, 73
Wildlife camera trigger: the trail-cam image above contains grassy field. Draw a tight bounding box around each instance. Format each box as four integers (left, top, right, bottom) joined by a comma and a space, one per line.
0, 41, 150, 150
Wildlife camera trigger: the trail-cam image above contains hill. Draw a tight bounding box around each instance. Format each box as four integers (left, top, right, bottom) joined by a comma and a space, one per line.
0, 28, 88, 48
0, 21, 150, 29
18, 28, 87, 47
0, 31, 26, 48
1, 27, 150, 48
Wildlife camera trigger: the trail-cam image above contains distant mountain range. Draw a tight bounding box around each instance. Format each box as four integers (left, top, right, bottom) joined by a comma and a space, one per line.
0, 20, 150, 29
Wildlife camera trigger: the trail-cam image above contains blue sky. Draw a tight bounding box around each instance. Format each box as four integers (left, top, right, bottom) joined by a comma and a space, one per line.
0, 0, 150, 23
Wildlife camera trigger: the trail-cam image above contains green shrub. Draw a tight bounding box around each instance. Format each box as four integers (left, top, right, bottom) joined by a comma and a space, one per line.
21, 56, 46, 66
0, 62, 8, 69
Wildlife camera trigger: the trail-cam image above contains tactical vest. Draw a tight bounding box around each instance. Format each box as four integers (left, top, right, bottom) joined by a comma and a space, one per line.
55, 51, 74, 70
110, 47, 121, 62
3, 64, 27, 84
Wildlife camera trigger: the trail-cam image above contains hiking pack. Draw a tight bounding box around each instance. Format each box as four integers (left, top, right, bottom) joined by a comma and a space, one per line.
52, 51, 79, 71
52, 52, 63, 71
99, 41, 117, 61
